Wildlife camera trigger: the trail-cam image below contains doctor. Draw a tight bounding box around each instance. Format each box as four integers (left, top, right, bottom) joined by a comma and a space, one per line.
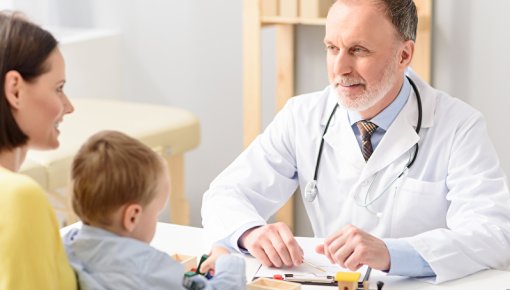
202, 0, 510, 283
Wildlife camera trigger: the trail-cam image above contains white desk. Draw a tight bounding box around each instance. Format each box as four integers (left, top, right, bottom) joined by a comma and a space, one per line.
62, 223, 510, 290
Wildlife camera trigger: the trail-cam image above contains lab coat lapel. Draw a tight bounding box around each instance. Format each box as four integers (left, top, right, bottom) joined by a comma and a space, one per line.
360, 105, 419, 182
359, 72, 436, 181
322, 105, 366, 170
320, 73, 436, 182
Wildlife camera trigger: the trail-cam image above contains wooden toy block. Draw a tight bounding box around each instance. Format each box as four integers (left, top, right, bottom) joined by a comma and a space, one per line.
170, 253, 197, 272
247, 277, 301, 290
335, 272, 361, 290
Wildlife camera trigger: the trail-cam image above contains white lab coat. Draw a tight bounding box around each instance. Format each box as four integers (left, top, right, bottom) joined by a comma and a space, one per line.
202, 70, 510, 283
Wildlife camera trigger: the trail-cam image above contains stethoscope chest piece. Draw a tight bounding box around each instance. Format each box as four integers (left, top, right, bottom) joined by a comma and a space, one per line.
304, 180, 318, 202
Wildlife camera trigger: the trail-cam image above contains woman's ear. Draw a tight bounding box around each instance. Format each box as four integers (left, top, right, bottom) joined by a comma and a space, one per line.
4, 70, 23, 109
122, 204, 143, 232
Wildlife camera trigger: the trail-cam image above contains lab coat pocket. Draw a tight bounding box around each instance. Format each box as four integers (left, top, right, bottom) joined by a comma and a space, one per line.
391, 177, 448, 237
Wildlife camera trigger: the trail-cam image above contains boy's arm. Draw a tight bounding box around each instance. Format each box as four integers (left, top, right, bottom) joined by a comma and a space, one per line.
208, 255, 246, 289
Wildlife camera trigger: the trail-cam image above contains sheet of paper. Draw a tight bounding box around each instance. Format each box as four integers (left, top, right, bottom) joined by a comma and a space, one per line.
254, 237, 368, 282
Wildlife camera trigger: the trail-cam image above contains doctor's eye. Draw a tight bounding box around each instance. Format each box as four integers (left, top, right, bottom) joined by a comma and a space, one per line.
325, 45, 339, 54
349, 46, 370, 56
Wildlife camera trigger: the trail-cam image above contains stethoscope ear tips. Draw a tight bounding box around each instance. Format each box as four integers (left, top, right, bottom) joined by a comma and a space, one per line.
304, 180, 318, 202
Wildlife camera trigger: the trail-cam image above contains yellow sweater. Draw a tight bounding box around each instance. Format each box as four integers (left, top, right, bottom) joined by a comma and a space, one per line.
0, 167, 76, 290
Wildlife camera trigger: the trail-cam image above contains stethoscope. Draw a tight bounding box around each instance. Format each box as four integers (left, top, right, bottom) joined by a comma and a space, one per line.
304, 76, 423, 205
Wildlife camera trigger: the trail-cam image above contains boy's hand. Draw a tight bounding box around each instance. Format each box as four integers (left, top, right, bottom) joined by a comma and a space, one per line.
198, 246, 230, 273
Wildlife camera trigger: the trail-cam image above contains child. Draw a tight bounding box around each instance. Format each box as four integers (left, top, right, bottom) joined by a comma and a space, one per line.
63, 130, 246, 290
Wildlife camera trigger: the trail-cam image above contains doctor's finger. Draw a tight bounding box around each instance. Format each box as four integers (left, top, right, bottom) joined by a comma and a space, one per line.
343, 248, 364, 271
277, 226, 303, 266
315, 243, 334, 264
315, 244, 325, 255
250, 243, 274, 267
261, 239, 284, 267
269, 233, 294, 267
329, 240, 355, 268
324, 235, 349, 265
323, 225, 351, 246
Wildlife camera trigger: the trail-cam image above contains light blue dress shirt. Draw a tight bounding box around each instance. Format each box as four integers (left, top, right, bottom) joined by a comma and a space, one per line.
347, 76, 411, 150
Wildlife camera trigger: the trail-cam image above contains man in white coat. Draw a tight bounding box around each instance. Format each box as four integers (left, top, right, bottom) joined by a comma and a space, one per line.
202, 0, 510, 283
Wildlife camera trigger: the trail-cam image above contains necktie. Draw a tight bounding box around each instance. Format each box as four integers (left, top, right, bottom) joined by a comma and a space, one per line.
356, 120, 378, 161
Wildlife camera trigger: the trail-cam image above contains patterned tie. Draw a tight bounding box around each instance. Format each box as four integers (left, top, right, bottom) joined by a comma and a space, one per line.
356, 120, 378, 161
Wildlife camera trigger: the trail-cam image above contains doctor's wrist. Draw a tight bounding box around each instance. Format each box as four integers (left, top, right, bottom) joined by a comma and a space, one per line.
238, 226, 261, 250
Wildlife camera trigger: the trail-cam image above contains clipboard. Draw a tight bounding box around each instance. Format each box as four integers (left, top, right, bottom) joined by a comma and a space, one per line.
252, 237, 371, 287
253, 266, 371, 287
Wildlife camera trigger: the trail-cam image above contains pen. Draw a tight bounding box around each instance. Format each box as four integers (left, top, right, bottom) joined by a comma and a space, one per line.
303, 260, 326, 272
363, 267, 372, 281
274, 273, 335, 284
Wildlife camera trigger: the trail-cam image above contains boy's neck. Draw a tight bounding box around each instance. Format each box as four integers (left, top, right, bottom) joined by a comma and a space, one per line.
86, 206, 133, 239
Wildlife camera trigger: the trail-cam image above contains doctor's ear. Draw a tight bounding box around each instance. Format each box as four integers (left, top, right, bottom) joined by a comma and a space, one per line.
398, 40, 415, 68
122, 204, 143, 232
3, 70, 23, 109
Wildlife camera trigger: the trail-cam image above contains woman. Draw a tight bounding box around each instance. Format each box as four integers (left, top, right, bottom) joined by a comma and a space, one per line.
0, 12, 76, 290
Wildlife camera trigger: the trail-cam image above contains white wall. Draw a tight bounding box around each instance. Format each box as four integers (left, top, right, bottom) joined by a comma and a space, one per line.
432, 0, 510, 176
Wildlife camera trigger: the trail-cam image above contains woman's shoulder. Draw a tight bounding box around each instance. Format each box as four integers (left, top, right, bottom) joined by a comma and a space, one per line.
0, 169, 49, 212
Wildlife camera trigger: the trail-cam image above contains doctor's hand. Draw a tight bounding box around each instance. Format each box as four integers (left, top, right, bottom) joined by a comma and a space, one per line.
315, 224, 390, 271
239, 222, 304, 268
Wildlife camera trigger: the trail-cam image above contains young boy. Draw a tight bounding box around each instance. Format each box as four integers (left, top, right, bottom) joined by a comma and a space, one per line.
63, 130, 246, 290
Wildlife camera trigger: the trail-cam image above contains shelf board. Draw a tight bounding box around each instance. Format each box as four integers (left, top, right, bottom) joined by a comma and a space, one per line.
261, 16, 326, 26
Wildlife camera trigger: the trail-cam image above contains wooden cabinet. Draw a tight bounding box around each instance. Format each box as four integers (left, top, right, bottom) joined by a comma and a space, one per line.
243, 0, 432, 231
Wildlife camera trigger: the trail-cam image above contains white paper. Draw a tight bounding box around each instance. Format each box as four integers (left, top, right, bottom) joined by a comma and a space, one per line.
254, 237, 368, 282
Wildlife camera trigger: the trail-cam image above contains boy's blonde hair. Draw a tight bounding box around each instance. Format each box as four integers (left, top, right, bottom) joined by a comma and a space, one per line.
71, 130, 166, 226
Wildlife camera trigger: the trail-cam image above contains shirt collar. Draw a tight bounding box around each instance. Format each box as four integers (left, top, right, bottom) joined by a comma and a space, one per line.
347, 76, 411, 131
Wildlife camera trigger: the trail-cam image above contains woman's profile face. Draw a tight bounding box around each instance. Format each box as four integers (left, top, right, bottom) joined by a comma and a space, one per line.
13, 48, 74, 150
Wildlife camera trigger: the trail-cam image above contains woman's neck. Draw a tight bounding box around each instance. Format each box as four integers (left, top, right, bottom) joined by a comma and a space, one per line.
0, 147, 27, 172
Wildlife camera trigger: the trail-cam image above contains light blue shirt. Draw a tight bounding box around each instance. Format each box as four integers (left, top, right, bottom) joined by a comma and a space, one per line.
63, 224, 247, 290
347, 76, 411, 150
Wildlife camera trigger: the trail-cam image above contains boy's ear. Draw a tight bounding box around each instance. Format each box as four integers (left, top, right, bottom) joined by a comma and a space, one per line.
4, 70, 23, 109
122, 204, 143, 232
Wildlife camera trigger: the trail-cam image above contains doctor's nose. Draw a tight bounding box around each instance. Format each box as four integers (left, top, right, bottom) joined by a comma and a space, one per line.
331, 50, 353, 76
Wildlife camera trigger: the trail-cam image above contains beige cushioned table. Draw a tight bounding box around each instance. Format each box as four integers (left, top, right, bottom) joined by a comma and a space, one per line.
20, 98, 200, 226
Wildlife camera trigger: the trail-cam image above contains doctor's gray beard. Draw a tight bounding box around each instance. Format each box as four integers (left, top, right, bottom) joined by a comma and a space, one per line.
334, 57, 400, 112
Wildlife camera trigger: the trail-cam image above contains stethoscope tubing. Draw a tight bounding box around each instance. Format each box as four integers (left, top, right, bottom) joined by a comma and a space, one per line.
306, 75, 423, 202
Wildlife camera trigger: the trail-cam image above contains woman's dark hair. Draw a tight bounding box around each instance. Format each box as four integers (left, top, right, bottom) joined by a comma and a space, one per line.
0, 11, 58, 151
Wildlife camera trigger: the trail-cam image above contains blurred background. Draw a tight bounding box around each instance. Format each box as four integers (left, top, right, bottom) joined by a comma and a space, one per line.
3, 0, 509, 235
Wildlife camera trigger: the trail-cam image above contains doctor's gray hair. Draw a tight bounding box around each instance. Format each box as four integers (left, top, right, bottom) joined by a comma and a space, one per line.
374, 0, 418, 41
